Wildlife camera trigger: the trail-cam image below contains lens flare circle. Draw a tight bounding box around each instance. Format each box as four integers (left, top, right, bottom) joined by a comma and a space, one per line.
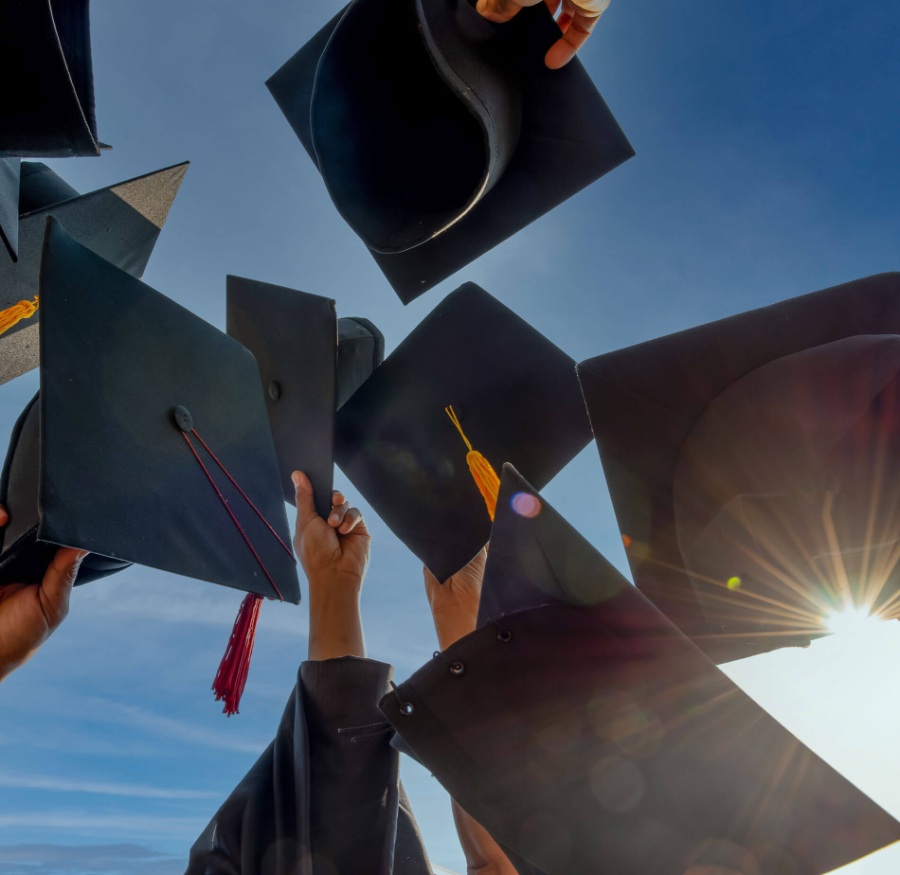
510, 491, 542, 518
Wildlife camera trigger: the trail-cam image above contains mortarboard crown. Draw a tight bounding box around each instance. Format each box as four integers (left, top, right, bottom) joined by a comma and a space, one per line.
0, 0, 104, 159
381, 464, 900, 875
0, 160, 189, 384
267, 0, 633, 304
226, 276, 384, 519
334, 282, 591, 581
578, 272, 900, 664
0, 218, 299, 605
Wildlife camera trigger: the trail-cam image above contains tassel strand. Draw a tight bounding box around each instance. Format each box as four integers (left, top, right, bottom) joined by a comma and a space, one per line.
445, 405, 500, 520
0, 296, 39, 336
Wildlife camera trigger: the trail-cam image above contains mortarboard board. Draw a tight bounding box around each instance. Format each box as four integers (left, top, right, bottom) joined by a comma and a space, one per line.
0, 158, 20, 261
381, 464, 900, 875
578, 272, 900, 664
0, 0, 104, 158
334, 282, 591, 581
0, 160, 189, 385
226, 276, 384, 518
266, 0, 633, 304
0, 217, 299, 605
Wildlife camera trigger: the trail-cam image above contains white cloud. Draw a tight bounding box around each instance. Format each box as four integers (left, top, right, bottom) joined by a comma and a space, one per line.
0, 771, 217, 800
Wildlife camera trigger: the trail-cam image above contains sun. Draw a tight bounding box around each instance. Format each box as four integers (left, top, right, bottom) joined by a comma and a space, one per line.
823, 600, 890, 637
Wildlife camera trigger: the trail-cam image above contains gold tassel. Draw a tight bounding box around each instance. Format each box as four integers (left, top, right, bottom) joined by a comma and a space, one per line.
0, 296, 39, 336
445, 405, 500, 520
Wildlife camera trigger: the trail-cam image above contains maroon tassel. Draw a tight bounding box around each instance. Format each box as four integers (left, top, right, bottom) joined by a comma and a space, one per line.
212, 593, 263, 716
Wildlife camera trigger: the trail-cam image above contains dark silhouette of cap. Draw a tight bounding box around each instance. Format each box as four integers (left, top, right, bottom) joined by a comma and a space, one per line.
226, 276, 384, 519
382, 464, 900, 875
578, 272, 900, 664
0, 0, 105, 158
334, 282, 591, 580
267, 0, 633, 304
0, 218, 299, 603
0, 160, 189, 385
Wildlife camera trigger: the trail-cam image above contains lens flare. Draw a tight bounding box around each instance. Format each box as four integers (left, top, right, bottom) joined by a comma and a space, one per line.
823, 601, 885, 636
510, 491, 542, 518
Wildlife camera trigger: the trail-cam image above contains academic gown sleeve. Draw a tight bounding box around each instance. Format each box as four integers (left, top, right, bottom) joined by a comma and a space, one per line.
186, 656, 432, 875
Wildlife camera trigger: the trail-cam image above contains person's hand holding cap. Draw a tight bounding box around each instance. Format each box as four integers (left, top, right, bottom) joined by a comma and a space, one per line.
476, 0, 611, 68
0, 503, 87, 682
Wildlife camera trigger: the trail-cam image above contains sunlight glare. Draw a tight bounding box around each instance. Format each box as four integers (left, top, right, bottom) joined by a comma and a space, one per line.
823, 602, 887, 637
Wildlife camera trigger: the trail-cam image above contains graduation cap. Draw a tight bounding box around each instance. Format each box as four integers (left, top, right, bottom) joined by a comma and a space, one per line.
0, 217, 299, 603
578, 272, 900, 664
226, 275, 384, 518
0, 0, 104, 158
381, 465, 900, 875
0, 160, 188, 384
0, 158, 20, 261
267, 0, 633, 304
334, 282, 591, 581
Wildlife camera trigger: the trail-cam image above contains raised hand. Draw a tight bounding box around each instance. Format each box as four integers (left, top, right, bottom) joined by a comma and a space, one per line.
476, 0, 611, 69
424, 548, 488, 651
0, 504, 87, 682
291, 471, 371, 661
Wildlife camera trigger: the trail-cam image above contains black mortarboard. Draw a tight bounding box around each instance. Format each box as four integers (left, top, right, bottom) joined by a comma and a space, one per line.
0, 0, 104, 158
334, 282, 591, 581
578, 272, 900, 664
226, 276, 384, 518
382, 465, 900, 875
0, 160, 189, 385
0, 158, 20, 261
267, 0, 633, 304
0, 218, 299, 603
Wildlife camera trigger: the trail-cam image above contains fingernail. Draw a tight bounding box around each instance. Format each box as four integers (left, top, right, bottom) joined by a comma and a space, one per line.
330, 513, 340, 523
291, 471, 302, 487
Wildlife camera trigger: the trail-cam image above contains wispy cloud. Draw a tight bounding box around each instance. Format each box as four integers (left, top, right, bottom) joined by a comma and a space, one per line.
0, 813, 203, 839
0, 771, 217, 800
0, 843, 182, 875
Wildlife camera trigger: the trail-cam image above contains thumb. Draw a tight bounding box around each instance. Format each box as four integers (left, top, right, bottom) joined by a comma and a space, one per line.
41, 547, 87, 629
292, 470, 320, 532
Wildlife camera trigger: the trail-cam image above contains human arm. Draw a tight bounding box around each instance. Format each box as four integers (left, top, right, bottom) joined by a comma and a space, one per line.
476, 0, 611, 69
424, 550, 518, 875
0, 503, 87, 683
291, 470, 370, 661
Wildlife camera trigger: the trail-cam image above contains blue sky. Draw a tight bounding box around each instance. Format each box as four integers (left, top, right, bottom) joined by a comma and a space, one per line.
1, 0, 899, 873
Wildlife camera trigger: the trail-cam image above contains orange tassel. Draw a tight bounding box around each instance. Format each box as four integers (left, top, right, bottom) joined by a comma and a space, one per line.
445, 405, 500, 520
212, 593, 262, 716
0, 296, 39, 336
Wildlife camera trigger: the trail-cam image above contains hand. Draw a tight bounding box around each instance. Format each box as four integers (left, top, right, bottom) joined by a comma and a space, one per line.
291, 471, 371, 660
476, 0, 611, 69
424, 548, 487, 651
0, 504, 87, 682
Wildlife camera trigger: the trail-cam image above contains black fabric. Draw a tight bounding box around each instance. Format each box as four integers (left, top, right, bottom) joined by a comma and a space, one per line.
336, 317, 384, 409
0, 158, 20, 260
226, 278, 384, 519
335, 282, 591, 581
0, 395, 131, 587
0, 161, 189, 385
0, 0, 102, 157
187, 657, 432, 875
267, 0, 633, 303
578, 271, 900, 663
383, 467, 900, 875
0, 218, 299, 601
227, 277, 338, 517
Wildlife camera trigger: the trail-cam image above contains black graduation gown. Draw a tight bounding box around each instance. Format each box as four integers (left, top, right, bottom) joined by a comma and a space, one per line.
186, 657, 433, 875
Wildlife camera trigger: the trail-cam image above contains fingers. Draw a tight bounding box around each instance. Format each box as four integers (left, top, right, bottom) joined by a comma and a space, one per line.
545, 0, 608, 68
40, 547, 87, 629
545, 10, 597, 68
328, 496, 365, 534
0, 503, 7, 527
476, 0, 528, 24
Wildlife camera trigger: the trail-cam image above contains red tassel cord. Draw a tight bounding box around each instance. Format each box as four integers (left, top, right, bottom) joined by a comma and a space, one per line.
211, 592, 262, 717
180, 427, 294, 715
